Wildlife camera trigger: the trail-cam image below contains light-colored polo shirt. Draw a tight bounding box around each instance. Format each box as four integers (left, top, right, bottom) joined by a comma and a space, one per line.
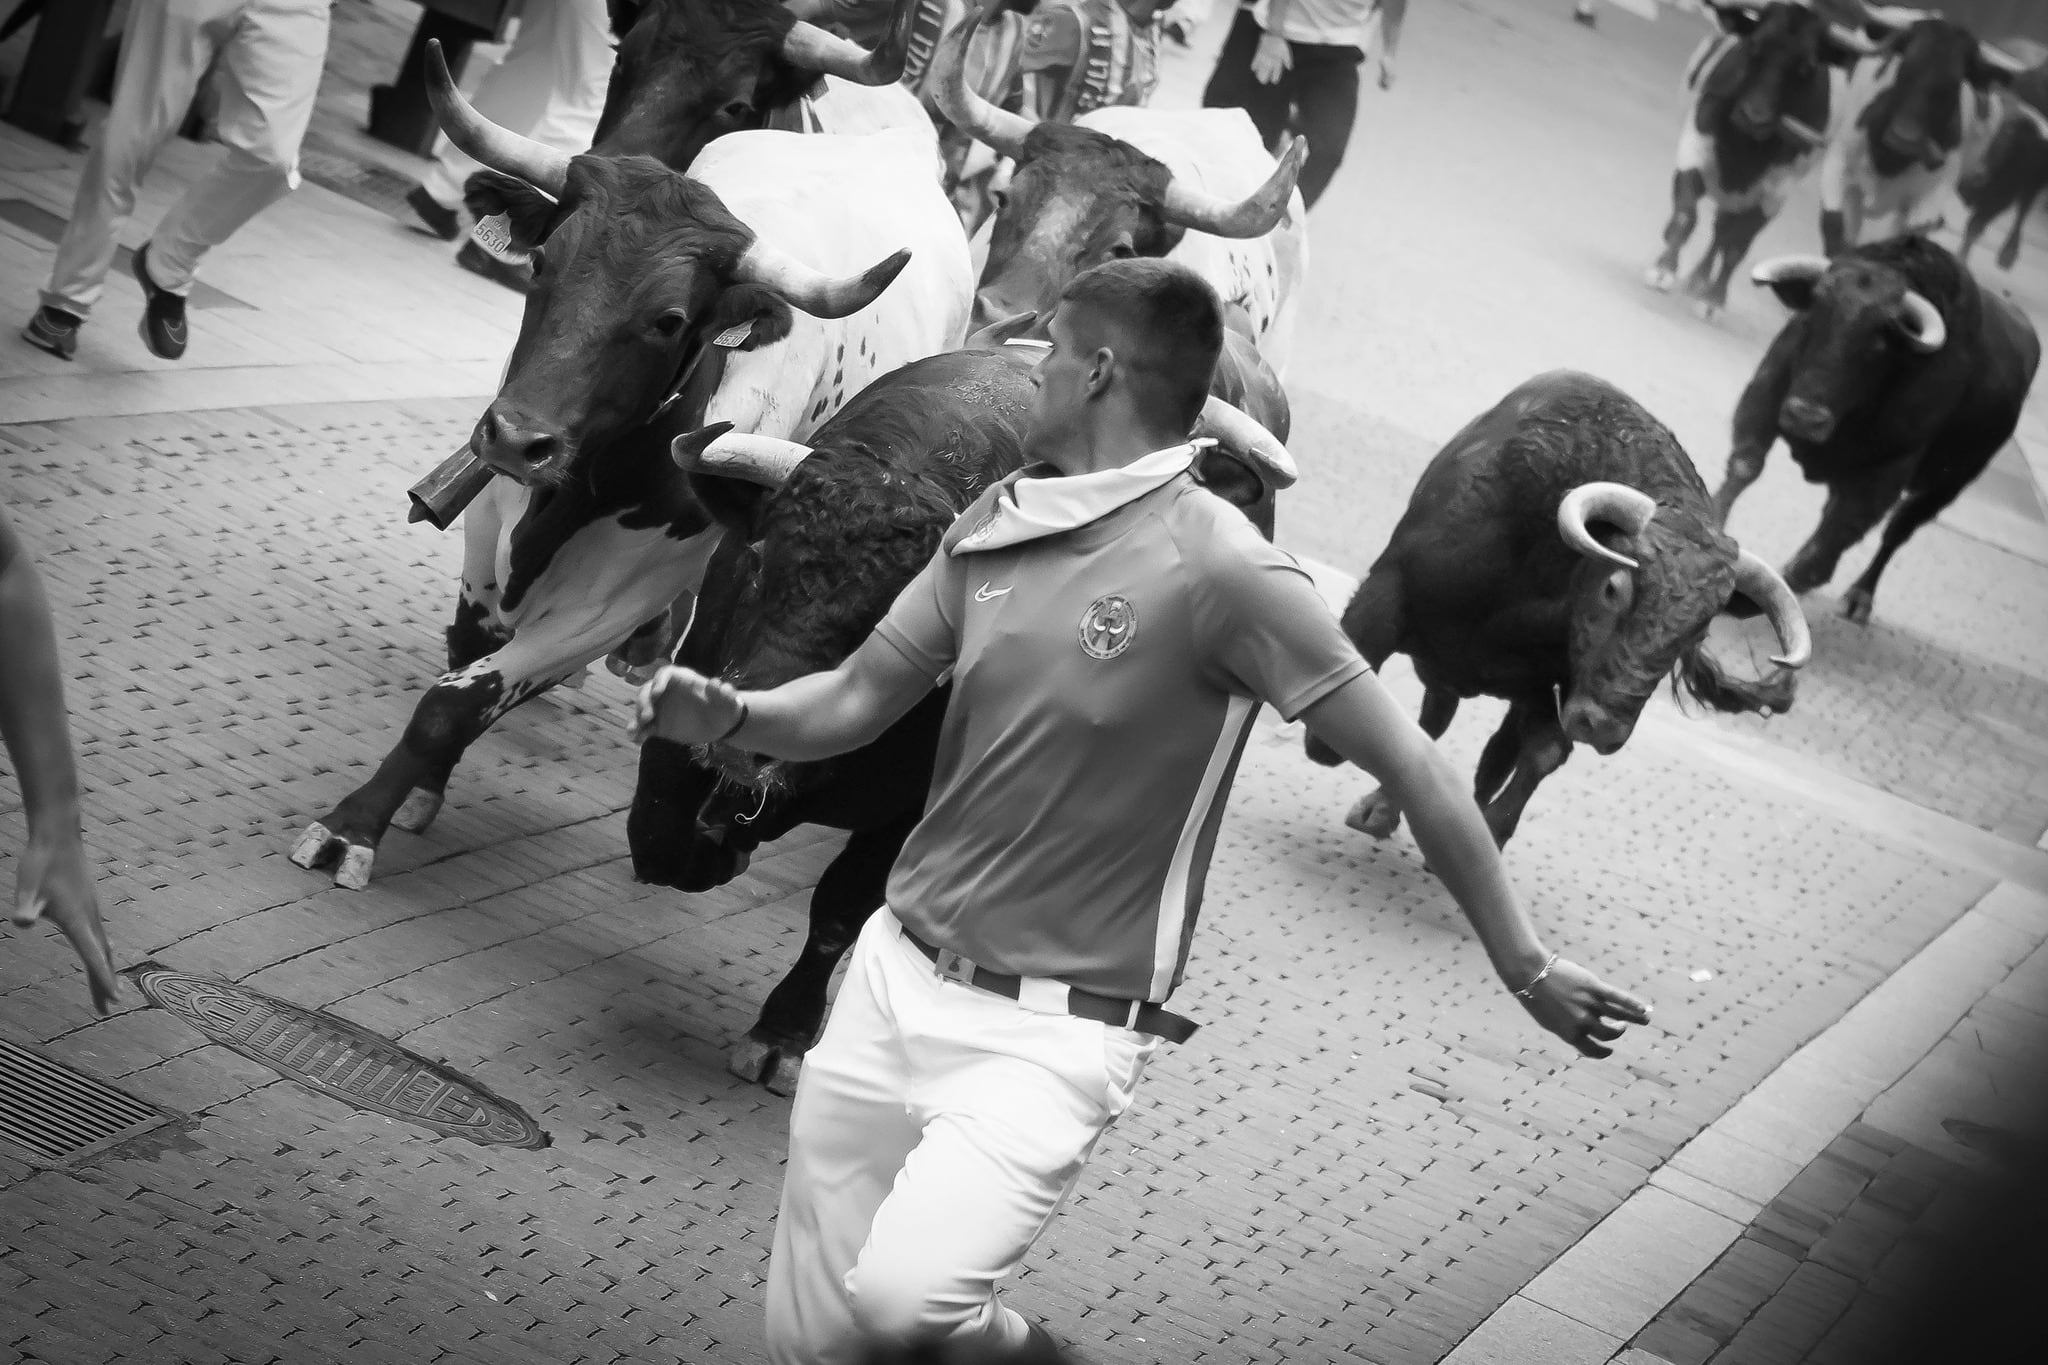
873, 467, 1369, 1002
1251, 0, 1378, 50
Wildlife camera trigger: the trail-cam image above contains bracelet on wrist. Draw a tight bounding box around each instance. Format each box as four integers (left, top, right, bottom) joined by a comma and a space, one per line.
716, 695, 749, 743
1512, 951, 1560, 1000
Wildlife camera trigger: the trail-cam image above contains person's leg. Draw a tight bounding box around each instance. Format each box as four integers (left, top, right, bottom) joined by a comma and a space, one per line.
1376, 0, 1405, 88
1290, 44, 1362, 209
1201, 7, 1291, 151
765, 911, 925, 1365
38, 0, 226, 323
833, 935, 1157, 1354
144, 0, 331, 295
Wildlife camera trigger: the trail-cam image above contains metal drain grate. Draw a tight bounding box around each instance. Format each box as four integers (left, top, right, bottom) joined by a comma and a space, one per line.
0, 1037, 170, 1167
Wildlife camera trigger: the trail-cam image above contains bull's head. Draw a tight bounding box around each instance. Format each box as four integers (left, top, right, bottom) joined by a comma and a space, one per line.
935, 0, 1305, 333
1555, 483, 1809, 754
592, 0, 918, 165
1751, 245, 1949, 445
1857, 16, 2025, 175
1699, 3, 1874, 147
425, 44, 910, 485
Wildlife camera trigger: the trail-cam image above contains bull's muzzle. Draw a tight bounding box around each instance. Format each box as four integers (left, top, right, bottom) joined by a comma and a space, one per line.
1559, 697, 1632, 756
471, 405, 571, 483
1778, 396, 1837, 444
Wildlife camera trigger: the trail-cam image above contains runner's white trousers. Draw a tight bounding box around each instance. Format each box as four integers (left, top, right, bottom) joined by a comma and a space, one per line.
765, 908, 1158, 1363
42, 0, 333, 318
417, 0, 615, 209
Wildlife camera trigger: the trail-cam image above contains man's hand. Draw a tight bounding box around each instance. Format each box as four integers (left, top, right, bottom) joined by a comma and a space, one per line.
1515, 958, 1651, 1059
631, 665, 745, 747
12, 828, 120, 1016
1251, 32, 1291, 83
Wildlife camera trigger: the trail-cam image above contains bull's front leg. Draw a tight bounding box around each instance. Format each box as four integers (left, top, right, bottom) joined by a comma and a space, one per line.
1712, 339, 1794, 526
731, 812, 920, 1097
1687, 205, 1767, 319
1996, 187, 2038, 270
1646, 169, 1707, 292
1783, 458, 1916, 598
1342, 686, 1458, 841
1479, 701, 1572, 847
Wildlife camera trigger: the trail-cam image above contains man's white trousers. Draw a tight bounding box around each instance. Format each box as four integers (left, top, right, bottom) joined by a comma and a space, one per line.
417, 0, 615, 208
765, 908, 1158, 1363
42, 0, 333, 318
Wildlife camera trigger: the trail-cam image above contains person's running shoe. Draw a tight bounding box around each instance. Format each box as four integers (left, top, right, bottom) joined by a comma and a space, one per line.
456, 239, 535, 294
21, 305, 81, 360
131, 243, 188, 360
405, 185, 463, 241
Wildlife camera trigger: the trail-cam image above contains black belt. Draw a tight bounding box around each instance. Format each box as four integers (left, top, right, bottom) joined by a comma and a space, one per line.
900, 926, 1199, 1044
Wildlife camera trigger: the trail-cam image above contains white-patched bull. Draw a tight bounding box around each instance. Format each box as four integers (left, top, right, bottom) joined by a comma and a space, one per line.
1958, 62, 2048, 270
289, 48, 971, 889
1307, 372, 1810, 848
1647, 2, 1872, 317
935, 0, 1307, 375
1819, 10, 2029, 256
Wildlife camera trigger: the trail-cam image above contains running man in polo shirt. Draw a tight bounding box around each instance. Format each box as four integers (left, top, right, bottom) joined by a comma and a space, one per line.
633, 259, 1651, 1363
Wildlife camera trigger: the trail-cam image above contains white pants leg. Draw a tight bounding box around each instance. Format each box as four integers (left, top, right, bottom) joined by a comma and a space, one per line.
146, 0, 332, 295
41, 0, 231, 317
417, 0, 616, 208
765, 909, 1157, 1364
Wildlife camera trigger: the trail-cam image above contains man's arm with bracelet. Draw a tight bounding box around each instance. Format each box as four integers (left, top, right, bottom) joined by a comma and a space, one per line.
631, 630, 938, 762
1297, 672, 1652, 1058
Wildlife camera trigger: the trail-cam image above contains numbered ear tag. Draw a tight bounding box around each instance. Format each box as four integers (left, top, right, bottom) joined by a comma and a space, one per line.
712, 320, 754, 349
470, 213, 522, 260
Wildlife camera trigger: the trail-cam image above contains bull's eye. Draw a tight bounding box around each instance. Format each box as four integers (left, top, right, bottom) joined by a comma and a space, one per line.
652, 312, 688, 341
1107, 241, 1136, 260
722, 99, 752, 122
529, 249, 546, 277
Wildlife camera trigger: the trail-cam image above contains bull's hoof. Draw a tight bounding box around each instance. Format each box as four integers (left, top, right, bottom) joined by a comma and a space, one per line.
1344, 791, 1402, 839
765, 1052, 804, 1097
1642, 265, 1677, 293
1998, 245, 2020, 272
1781, 555, 1832, 597
731, 1034, 808, 1095
390, 788, 444, 835
288, 822, 377, 890
1691, 298, 1722, 322
1839, 587, 1875, 625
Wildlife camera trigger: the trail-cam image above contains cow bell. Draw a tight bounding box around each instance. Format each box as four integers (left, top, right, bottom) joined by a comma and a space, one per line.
406, 448, 495, 530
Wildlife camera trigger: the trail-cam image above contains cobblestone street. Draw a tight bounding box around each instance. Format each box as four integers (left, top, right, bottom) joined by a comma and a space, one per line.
1, 3, 2045, 1363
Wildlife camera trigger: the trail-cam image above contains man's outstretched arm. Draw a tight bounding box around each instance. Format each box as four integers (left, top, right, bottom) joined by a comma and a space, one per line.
0, 510, 120, 1015
632, 630, 938, 762
1298, 672, 1651, 1058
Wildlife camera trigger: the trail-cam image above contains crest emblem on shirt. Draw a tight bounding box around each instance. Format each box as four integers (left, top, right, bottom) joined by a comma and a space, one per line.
1079, 594, 1138, 660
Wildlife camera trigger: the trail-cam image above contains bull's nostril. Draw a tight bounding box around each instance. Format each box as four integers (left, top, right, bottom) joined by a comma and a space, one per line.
522, 435, 559, 467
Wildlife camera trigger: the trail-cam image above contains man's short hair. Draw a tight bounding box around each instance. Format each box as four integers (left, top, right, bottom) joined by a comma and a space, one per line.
1059, 259, 1224, 432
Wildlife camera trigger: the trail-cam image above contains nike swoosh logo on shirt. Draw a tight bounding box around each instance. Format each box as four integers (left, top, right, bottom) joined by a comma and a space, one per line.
975, 582, 1012, 602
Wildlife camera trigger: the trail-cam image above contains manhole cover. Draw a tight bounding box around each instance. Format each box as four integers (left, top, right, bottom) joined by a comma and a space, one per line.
0, 1036, 170, 1168
129, 963, 548, 1150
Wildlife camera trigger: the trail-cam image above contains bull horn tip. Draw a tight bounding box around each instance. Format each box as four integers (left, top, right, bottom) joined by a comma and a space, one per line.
671, 421, 737, 467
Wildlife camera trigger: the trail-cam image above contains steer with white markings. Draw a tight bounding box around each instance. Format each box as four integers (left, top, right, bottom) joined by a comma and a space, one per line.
290, 42, 971, 889
1307, 371, 1810, 849
934, 0, 1307, 375
628, 335, 1297, 1093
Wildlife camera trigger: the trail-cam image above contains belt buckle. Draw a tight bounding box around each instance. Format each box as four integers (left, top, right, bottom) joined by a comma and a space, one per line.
933, 948, 976, 985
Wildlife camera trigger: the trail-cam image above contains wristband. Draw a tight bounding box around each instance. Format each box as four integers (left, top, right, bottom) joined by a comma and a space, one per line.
716, 695, 749, 743
1512, 952, 1560, 1000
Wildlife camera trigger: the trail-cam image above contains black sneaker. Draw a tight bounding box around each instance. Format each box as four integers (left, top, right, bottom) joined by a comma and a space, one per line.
131, 243, 188, 360
405, 184, 462, 241
22, 305, 81, 360
455, 239, 534, 294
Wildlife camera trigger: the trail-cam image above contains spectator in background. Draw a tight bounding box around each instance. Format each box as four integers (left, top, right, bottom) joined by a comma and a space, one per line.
1, 507, 120, 1017
20, 0, 336, 363
1200, 0, 1378, 209
401, 0, 618, 293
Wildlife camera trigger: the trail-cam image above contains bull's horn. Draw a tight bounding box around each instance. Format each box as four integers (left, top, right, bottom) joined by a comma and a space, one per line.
965, 310, 1040, 348
1895, 289, 1947, 353
2011, 97, 2048, 139
1192, 395, 1297, 490
1858, 4, 1930, 31
934, 0, 1035, 160
1557, 482, 1658, 570
1779, 115, 1829, 147
1160, 135, 1308, 239
672, 422, 814, 489
1825, 24, 1882, 56
1978, 42, 2031, 77
1751, 254, 1831, 288
1732, 548, 1812, 669
424, 39, 570, 196
734, 239, 911, 318
780, 0, 917, 86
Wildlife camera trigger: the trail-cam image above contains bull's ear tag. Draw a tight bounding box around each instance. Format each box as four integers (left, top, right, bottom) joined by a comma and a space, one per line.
713, 320, 754, 349
470, 213, 523, 261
